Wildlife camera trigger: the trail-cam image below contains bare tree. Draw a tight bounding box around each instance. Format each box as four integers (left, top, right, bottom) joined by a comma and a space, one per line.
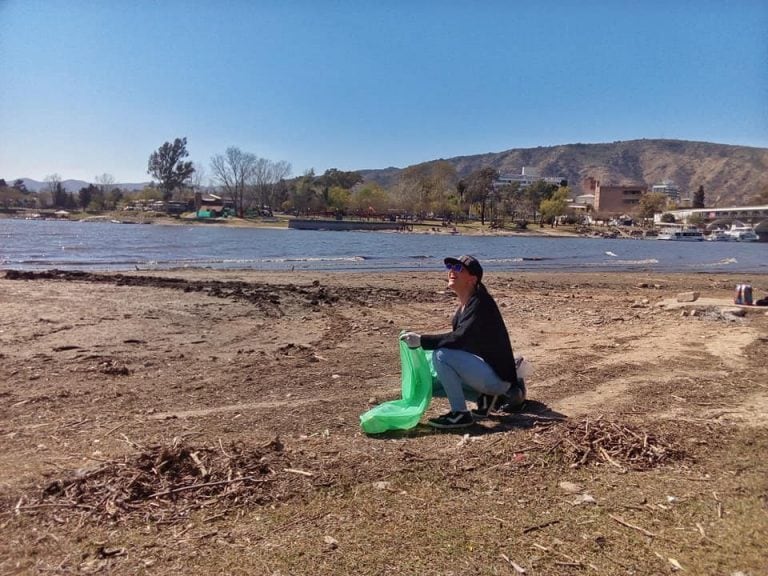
465, 167, 498, 225
210, 147, 257, 217
251, 158, 292, 211
43, 174, 69, 208
191, 162, 208, 191
94, 173, 115, 194
251, 157, 271, 211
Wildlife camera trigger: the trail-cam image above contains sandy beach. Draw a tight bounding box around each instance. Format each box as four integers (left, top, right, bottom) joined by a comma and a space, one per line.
1, 269, 767, 575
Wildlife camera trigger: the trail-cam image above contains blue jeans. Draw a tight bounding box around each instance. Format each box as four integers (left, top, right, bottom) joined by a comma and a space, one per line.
431, 348, 509, 412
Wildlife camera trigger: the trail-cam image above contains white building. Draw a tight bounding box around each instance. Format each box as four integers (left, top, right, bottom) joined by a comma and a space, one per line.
651, 181, 681, 203
495, 167, 566, 190
654, 204, 768, 224
573, 194, 595, 206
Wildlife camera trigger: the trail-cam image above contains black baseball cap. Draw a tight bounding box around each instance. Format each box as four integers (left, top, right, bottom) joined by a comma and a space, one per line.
444, 255, 483, 282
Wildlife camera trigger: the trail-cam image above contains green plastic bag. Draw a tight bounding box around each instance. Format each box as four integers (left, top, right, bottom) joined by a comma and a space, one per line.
359, 340, 433, 434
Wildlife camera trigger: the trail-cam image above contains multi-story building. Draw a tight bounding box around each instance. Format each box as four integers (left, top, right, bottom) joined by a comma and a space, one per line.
495, 167, 566, 190
583, 177, 647, 214
652, 181, 681, 203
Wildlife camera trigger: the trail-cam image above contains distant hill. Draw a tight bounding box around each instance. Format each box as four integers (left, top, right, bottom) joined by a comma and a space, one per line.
358, 139, 768, 207
11, 178, 150, 193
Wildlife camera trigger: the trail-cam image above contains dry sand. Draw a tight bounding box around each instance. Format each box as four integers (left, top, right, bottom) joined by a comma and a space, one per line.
1, 269, 767, 575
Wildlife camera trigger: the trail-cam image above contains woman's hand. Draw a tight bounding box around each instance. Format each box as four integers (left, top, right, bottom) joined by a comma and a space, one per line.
399, 332, 422, 348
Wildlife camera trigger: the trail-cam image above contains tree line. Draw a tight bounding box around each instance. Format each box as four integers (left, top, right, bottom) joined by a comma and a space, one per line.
9, 135, 766, 219
142, 137, 572, 224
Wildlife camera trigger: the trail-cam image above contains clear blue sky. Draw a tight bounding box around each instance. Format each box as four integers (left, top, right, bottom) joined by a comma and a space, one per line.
1, 0, 766, 184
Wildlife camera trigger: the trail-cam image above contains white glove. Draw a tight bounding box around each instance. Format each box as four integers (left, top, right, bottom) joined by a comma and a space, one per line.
400, 332, 422, 349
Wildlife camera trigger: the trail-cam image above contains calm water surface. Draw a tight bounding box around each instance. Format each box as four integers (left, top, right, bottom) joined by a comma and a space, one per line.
1, 219, 765, 274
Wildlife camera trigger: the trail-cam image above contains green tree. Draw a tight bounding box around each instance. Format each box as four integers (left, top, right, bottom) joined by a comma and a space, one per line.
147, 137, 195, 201
637, 191, 668, 219
87, 188, 106, 210
78, 184, 97, 210
395, 162, 457, 218
350, 183, 389, 216
692, 185, 705, 208
456, 179, 467, 207
327, 186, 351, 212
660, 212, 676, 223
317, 168, 363, 190
539, 187, 570, 224
525, 180, 558, 224
107, 188, 124, 210
287, 170, 318, 215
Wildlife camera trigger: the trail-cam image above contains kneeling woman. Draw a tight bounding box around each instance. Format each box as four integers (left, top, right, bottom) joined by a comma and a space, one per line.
400, 255, 524, 429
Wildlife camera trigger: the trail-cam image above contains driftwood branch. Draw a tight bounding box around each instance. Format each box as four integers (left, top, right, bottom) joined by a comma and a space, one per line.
148, 476, 262, 499
609, 513, 657, 537
522, 519, 561, 534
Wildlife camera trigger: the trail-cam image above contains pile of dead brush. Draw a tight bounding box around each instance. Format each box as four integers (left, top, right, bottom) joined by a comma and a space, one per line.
12, 437, 326, 524
534, 416, 686, 471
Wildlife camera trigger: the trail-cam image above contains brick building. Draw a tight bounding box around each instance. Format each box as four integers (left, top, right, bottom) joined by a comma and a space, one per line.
583, 177, 647, 215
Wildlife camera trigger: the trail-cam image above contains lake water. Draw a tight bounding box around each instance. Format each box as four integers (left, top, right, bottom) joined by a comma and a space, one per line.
1, 219, 765, 274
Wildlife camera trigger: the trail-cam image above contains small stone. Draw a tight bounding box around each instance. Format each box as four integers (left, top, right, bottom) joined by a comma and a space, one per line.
558, 481, 583, 494
373, 481, 392, 490
323, 535, 338, 549
676, 291, 700, 302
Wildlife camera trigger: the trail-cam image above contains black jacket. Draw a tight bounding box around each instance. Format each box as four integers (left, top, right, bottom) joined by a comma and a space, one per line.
420, 284, 517, 383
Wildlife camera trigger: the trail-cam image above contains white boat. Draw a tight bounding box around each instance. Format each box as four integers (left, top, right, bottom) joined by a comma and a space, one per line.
706, 229, 731, 241
726, 224, 759, 242
657, 228, 705, 241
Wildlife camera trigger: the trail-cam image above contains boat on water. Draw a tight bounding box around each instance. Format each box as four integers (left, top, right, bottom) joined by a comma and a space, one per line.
726, 224, 759, 242
657, 228, 704, 241
706, 229, 731, 241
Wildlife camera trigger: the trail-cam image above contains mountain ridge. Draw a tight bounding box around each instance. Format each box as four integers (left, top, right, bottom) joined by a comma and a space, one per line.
9, 178, 150, 194
359, 139, 768, 207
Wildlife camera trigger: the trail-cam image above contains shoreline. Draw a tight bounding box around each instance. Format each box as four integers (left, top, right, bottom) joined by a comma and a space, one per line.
0, 211, 584, 237
6, 211, 765, 241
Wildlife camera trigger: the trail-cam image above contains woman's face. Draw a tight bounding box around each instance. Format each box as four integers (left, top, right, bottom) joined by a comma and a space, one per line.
447, 265, 475, 292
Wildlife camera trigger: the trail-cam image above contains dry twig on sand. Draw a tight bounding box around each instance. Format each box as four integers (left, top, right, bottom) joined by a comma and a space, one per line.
11, 437, 324, 525
535, 416, 684, 470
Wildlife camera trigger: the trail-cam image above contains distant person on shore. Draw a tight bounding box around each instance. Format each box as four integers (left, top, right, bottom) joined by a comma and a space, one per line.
400, 255, 525, 429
